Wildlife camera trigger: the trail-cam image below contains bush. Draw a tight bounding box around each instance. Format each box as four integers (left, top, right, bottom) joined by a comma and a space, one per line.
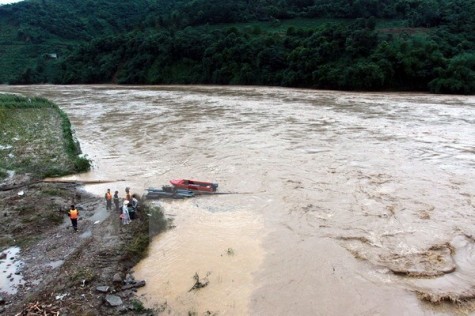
121, 203, 169, 263
147, 204, 169, 236
0, 169, 8, 180
74, 156, 92, 173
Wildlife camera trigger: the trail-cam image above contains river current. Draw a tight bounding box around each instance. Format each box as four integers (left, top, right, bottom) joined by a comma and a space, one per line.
1, 85, 474, 315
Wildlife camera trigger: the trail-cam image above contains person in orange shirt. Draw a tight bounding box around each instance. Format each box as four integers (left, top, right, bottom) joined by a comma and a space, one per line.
68, 205, 79, 232
105, 189, 112, 210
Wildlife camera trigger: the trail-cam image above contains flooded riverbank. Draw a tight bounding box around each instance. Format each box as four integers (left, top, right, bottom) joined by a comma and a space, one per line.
0, 247, 23, 295
1, 85, 474, 315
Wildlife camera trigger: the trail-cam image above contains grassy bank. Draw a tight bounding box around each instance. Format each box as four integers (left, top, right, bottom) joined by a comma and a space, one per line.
0, 94, 90, 179
121, 203, 170, 266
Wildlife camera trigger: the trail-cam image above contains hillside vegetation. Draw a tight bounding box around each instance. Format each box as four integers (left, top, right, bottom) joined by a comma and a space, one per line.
0, 0, 474, 93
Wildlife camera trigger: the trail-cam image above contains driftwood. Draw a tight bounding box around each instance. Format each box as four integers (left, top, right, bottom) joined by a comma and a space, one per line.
121, 280, 146, 291
0, 179, 125, 192
42, 179, 125, 184
14, 301, 60, 316
0, 180, 42, 192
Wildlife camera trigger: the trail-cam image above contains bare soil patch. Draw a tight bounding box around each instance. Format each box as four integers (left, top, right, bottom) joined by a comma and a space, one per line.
0, 175, 154, 315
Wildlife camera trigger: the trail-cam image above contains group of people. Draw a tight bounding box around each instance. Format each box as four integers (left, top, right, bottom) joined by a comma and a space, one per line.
105, 187, 139, 225
67, 187, 140, 232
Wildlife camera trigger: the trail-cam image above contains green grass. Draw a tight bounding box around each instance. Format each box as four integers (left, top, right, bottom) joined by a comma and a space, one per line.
0, 236, 15, 249
47, 209, 64, 224
147, 204, 169, 236
0, 94, 91, 178
121, 203, 169, 263
40, 186, 69, 197
70, 267, 96, 284
130, 299, 146, 312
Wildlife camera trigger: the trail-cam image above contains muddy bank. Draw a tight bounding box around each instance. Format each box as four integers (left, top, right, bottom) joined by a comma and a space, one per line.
0, 175, 157, 315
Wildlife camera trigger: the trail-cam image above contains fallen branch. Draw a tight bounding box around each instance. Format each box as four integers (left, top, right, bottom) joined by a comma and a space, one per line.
121, 280, 146, 290
14, 301, 61, 316
0, 180, 42, 191
42, 179, 126, 184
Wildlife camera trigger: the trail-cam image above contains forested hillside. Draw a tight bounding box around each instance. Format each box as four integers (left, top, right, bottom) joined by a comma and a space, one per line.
1, 0, 474, 94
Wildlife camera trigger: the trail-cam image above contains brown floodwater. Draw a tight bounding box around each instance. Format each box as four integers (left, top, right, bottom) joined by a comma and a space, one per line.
1, 85, 474, 315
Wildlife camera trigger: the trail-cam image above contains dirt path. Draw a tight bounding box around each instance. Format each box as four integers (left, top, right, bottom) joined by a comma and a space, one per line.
0, 176, 154, 315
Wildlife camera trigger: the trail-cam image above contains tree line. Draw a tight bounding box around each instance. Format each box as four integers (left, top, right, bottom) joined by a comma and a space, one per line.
2, 0, 475, 94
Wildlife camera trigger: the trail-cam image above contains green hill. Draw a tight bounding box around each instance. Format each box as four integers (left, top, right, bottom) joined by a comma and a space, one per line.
1, 0, 475, 94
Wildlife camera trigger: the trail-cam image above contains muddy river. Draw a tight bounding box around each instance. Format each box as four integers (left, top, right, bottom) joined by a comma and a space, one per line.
1, 85, 474, 315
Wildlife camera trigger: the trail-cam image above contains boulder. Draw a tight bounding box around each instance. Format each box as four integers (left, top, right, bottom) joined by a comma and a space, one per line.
112, 273, 123, 283
96, 286, 110, 293
125, 273, 134, 283
105, 294, 123, 307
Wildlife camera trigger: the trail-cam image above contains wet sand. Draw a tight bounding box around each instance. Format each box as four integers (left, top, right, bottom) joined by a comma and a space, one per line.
1, 85, 474, 315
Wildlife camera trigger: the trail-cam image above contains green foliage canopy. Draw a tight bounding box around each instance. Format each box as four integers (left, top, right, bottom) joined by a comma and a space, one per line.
0, 0, 474, 94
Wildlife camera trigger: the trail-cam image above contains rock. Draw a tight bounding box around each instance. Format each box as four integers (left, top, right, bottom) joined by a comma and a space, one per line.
0, 296, 4, 304
0, 306, 4, 313
55, 293, 68, 301
96, 286, 110, 293
117, 305, 129, 314
118, 290, 134, 298
125, 273, 134, 283
105, 294, 123, 307
0, 253, 6, 260
112, 273, 123, 283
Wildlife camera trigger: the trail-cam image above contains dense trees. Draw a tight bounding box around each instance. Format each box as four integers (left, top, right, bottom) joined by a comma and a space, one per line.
1, 0, 475, 93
